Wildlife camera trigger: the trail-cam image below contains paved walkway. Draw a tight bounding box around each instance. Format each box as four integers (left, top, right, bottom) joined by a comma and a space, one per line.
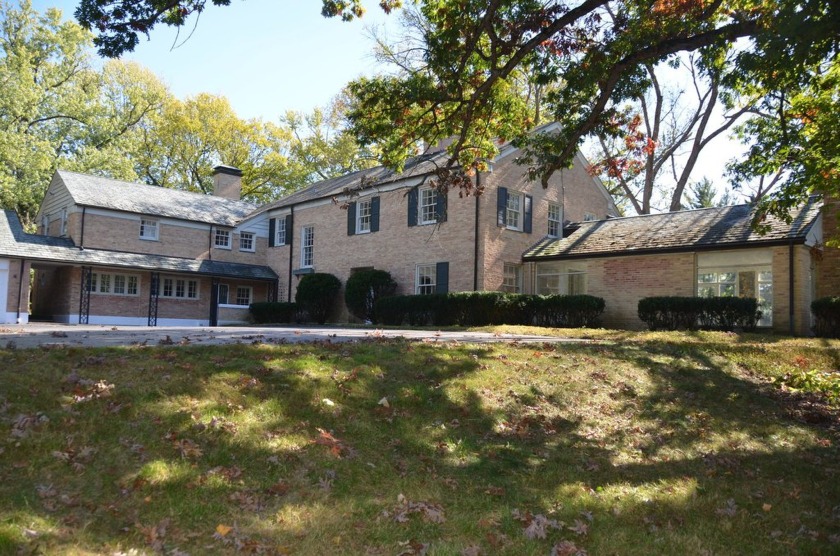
0, 323, 583, 349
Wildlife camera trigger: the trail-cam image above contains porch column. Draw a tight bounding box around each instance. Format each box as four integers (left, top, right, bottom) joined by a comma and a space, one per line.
78, 266, 92, 325
147, 272, 160, 326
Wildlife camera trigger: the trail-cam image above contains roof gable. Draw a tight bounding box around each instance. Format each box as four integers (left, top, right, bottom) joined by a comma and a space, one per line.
56, 171, 256, 227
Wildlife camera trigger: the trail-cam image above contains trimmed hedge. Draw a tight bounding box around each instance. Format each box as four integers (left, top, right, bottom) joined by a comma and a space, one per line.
249, 302, 299, 324
638, 296, 760, 331
344, 269, 397, 323
295, 273, 342, 324
812, 296, 840, 338
374, 292, 604, 328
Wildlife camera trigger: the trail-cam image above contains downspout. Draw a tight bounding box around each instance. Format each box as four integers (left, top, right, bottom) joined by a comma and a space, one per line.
79, 207, 86, 249
287, 206, 295, 303
16, 259, 25, 323
473, 171, 481, 291
789, 239, 795, 336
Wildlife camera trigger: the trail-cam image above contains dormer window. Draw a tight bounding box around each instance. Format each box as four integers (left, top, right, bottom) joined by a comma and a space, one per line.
140, 218, 159, 240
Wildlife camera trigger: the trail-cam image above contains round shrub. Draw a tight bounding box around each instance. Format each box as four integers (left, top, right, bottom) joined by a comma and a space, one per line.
295, 273, 341, 324
344, 269, 397, 323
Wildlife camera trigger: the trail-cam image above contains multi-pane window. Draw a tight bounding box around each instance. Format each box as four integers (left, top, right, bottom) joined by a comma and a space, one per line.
275, 217, 287, 246
419, 187, 438, 225
356, 199, 372, 233
698, 267, 773, 326
139, 218, 158, 240
218, 284, 229, 305
415, 264, 436, 295
302, 226, 315, 267
548, 204, 561, 238
501, 263, 523, 293
90, 273, 139, 296
239, 231, 254, 252
214, 228, 231, 248
161, 277, 199, 299
235, 287, 252, 306
506, 193, 522, 230
536, 262, 587, 295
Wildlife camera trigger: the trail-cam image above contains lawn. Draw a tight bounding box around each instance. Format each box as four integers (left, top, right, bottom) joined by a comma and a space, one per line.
1, 330, 839, 555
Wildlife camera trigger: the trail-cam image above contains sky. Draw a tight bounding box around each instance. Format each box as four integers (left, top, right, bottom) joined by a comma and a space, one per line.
32, 0, 744, 207
34, 0, 395, 119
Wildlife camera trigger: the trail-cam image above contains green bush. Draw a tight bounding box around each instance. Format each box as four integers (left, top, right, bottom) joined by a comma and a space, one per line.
249, 302, 299, 324
295, 273, 342, 324
812, 296, 840, 338
638, 296, 761, 331
344, 269, 397, 323
374, 292, 604, 328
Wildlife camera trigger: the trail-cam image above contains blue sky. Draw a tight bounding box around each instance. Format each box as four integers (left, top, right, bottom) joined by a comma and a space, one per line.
34, 0, 394, 119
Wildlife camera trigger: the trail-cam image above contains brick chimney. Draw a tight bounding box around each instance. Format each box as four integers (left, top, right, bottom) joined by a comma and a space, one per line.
213, 165, 242, 200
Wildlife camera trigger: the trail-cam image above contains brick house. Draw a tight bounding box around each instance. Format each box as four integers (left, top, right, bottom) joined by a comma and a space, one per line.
0, 137, 618, 325
523, 197, 833, 335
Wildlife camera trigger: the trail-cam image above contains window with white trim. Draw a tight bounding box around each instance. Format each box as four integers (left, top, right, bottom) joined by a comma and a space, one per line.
235, 287, 252, 306
214, 228, 231, 249
506, 193, 522, 230
419, 187, 438, 225
356, 198, 372, 234
415, 264, 436, 295
302, 226, 314, 268
90, 272, 139, 296
139, 218, 159, 240
239, 231, 254, 252
501, 263, 523, 293
548, 204, 561, 238
161, 277, 199, 299
218, 284, 229, 305
536, 262, 587, 295
275, 218, 287, 246
698, 267, 773, 327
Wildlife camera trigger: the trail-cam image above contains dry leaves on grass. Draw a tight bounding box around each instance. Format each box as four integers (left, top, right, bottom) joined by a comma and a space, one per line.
9, 412, 49, 439
384, 494, 446, 524
552, 540, 588, 555
397, 539, 429, 555
512, 509, 562, 540
313, 428, 356, 458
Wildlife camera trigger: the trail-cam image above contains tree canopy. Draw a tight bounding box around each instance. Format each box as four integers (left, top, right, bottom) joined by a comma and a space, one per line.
74, 0, 840, 220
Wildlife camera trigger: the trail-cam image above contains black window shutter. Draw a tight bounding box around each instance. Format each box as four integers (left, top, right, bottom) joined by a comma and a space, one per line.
371, 196, 380, 232
497, 187, 508, 227
268, 218, 276, 247
347, 201, 356, 236
524, 195, 533, 233
285, 214, 293, 245
436, 189, 447, 223
436, 261, 449, 294
407, 187, 418, 227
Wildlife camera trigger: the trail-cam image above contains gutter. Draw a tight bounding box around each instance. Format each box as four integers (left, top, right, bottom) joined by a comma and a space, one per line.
16, 259, 25, 323
287, 206, 295, 303
473, 171, 481, 291
789, 239, 795, 335
79, 207, 86, 249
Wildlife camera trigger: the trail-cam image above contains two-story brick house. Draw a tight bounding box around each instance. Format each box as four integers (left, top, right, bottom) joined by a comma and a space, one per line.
0, 135, 618, 325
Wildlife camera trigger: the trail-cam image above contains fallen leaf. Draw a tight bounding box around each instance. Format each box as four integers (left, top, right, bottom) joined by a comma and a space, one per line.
762, 503, 772, 512
215, 524, 232, 537
378, 397, 390, 408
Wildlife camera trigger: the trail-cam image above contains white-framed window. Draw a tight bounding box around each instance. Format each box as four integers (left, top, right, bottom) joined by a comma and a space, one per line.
506, 193, 522, 230
239, 231, 255, 252
548, 204, 562, 238
235, 287, 252, 306
536, 262, 587, 295
356, 198, 372, 234
275, 217, 287, 246
214, 228, 231, 249
301, 226, 314, 268
218, 284, 229, 305
161, 277, 199, 299
698, 266, 773, 327
139, 218, 159, 240
419, 187, 438, 225
501, 263, 523, 293
415, 263, 436, 295
60, 208, 68, 236
90, 272, 139, 296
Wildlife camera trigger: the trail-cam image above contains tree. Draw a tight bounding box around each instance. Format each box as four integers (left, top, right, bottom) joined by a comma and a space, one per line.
684, 177, 732, 210
75, 0, 840, 219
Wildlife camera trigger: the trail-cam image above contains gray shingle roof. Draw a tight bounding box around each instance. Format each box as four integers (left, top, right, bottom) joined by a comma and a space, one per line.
524, 197, 822, 261
0, 210, 277, 280
58, 171, 256, 227
250, 151, 452, 216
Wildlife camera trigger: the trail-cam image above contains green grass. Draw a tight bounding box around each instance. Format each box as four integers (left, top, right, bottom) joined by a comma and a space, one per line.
1, 330, 839, 555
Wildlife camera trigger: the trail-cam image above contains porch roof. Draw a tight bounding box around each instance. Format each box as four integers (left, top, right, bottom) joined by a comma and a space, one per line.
524, 197, 822, 262
0, 211, 277, 281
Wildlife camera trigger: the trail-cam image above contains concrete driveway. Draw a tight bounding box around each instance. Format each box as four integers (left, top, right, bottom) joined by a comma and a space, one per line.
0, 323, 582, 349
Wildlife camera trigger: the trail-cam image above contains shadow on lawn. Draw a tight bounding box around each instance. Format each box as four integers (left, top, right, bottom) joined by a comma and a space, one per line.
1, 337, 838, 553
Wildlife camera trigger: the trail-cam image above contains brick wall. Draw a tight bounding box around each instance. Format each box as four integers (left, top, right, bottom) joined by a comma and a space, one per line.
586, 253, 697, 329
5, 259, 31, 315
81, 214, 212, 258
771, 244, 815, 336
817, 198, 840, 298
